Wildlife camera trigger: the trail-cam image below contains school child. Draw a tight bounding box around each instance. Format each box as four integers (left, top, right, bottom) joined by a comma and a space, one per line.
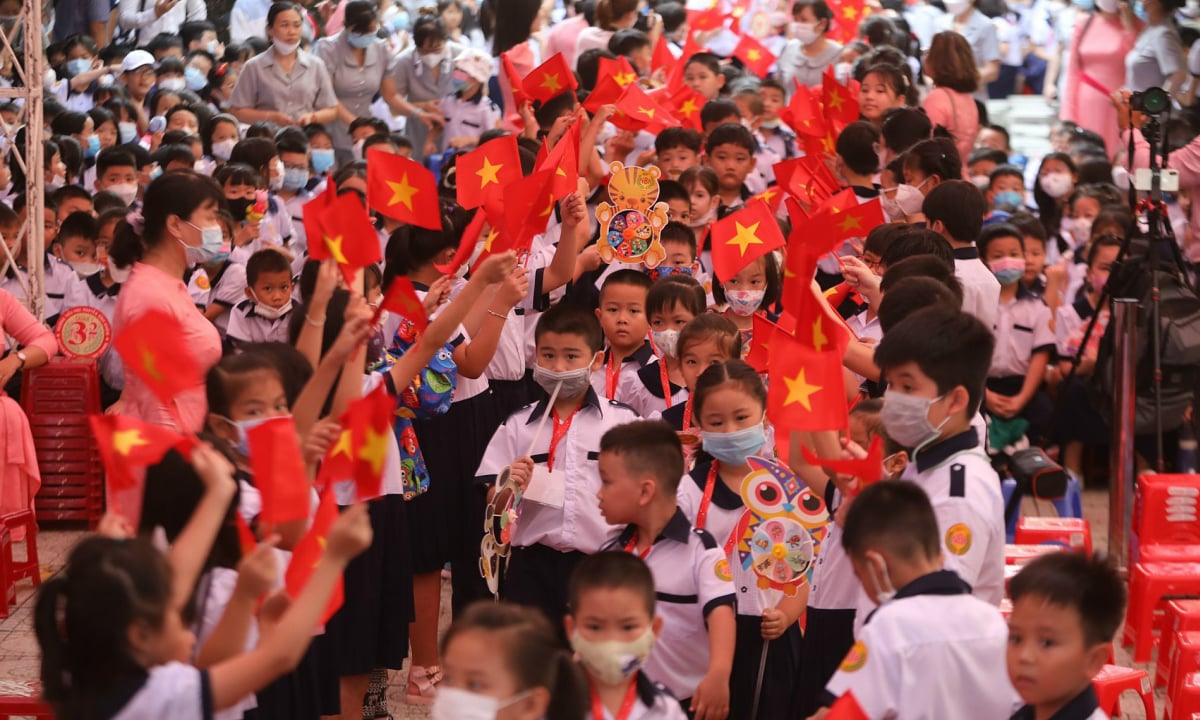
679, 166, 720, 269
226, 249, 296, 347
436, 601, 588, 720
0, 200, 75, 324
610, 28, 653, 76
437, 48, 501, 151
189, 211, 248, 339
60, 212, 125, 406
34, 444, 373, 720
476, 304, 640, 628
647, 222, 713, 304
705, 123, 759, 208
227, 138, 297, 254
987, 164, 1029, 214
712, 251, 783, 350
52, 211, 102, 278
857, 63, 909, 129
93, 147, 141, 206
756, 78, 797, 161
1051, 234, 1121, 480
616, 276, 704, 417
1008, 212, 1055, 300
216, 163, 271, 265
655, 127, 703, 182
874, 305, 1006, 605
273, 130, 314, 263
1007, 553, 1127, 720
684, 53, 727, 101
847, 399, 909, 481
822, 481, 1019, 719
675, 361, 803, 719
817, 121, 883, 289
658, 181, 695, 226
978, 223, 1055, 449
596, 421, 735, 718
565, 552, 688, 720
591, 269, 654, 401
658, 314, 743, 432
922, 179, 1002, 330
968, 148, 1009, 190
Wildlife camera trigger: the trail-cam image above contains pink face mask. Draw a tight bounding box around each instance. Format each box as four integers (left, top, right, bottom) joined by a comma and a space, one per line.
1090, 272, 1109, 295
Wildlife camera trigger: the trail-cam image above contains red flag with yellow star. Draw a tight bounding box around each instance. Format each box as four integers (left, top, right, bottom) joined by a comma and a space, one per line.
284, 483, 343, 624
302, 181, 336, 256
663, 84, 705, 131
780, 83, 827, 138
114, 309, 202, 408
612, 82, 677, 134
522, 52, 578, 103
598, 55, 639, 90
366, 148, 441, 230
767, 329, 847, 433
536, 116, 581, 200
801, 435, 885, 491
748, 186, 784, 214
687, 5, 726, 31
503, 168, 557, 252
708, 199, 785, 283
664, 33, 702, 93
248, 416, 311, 526
583, 72, 625, 114
90, 414, 189, 490
827, 197, 885, 245
456, 134, 522, 210
376, 276, 428, 333
733, 33, 776, 78
651, 35, 674, 73
828, 0, 871, 44
348, 384, 395, 501
501, 51, 528, 108
821, 68, 860, 129
309, 190, 382, 283
744, 312, 784, 374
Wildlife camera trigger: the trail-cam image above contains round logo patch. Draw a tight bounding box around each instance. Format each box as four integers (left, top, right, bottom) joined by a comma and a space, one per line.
54, 306, 112, 359
714, 558, 732, 582
195, 274, 211, 290
840, 640, 868, 673
945, 523, 973, 556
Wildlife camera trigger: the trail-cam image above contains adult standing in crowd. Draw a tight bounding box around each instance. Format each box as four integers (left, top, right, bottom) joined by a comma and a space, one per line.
1061, 0, 1141, 158
392, 13, 460, 161
777, 0, 842, 90
117, 0, 207, 47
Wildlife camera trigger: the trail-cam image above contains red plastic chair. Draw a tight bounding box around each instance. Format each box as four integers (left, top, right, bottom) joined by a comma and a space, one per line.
1123, 562, 1200, 663
1133, 474, 1200, 565
1014, 517, 1092, 553
1092, 665, 1154, 720
0, 510, 39, 587
1004, 543, 1068, 565
1165, 671, 1200, 720
1158, 601, 1200, 687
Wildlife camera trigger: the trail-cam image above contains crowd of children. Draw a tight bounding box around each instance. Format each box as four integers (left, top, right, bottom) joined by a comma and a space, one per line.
3, 0, 1188, 718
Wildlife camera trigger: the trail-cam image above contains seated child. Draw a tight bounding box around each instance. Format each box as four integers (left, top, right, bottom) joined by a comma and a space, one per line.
226, 248, 295, 347
1007, 552, 1126, 720
617, 275, 704, 416
60, 212, 124, 406
189, 211, 248, 338
822, 481, 1018, 719
566, 552, 688, 720
987, 164, 1029, 214
592, 269, 654, 401
597, 420, 735, 716
52, 210, 102, 279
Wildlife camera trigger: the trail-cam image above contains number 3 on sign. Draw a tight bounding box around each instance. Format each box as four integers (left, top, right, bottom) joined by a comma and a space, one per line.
53, 307, 113, 360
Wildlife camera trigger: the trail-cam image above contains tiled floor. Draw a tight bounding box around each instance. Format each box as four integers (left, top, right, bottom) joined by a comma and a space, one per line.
0, 491, 1161, 719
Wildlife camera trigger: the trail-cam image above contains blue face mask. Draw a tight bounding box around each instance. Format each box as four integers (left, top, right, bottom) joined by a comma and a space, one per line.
219, 414, 279, 455
66, 58, 92, 77
311, 148, 336, 174
149, 164, 163, 181
85, 134, 100, 158
390, 12, 409, 31
347, 31, 377, 49
181, 221, 227, 265
282, 166, 309, 191
701, 421, 766, 466
1073, 0, 1095, 9
1134, 0, 1148, 19
185, 66, 208, 92
118, 121, 138, 145
993, 190, 1024, 210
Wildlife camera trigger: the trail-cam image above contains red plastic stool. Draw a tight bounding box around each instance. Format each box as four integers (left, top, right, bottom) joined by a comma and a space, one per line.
1159, 601, 1200, 687
1, 510, 39, 587
1170, 632, 1200, 709
1092, 665, 1154, 719
0, 523, 13, 619
0, 681, 54, 719
1165, 672, 1200, 720
1014, 517, 1093, 553
1123, 563, 1200, 663
1005, 543, 1068, 565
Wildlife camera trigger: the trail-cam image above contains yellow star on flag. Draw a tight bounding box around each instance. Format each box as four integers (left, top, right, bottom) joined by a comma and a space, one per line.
843, 6, 859, 19
820, 134, 835, 153
727, 220, 764, 256
323, 234, 349, 264
636, 106, 656, 119
758, 189, 778, 205
836, 213, 863, 234
112, 429, 148, 456
477, 157, 503, 188
784, 368, 822, 411
139, 345, 165, 382
329, 429, 352, 459
539, 72, 562, 94
483, 229, 500, 252
614, 72, 636, 87
811, 315, 828, 352
747, 49, 762, 62
539, 193, 555, 218
679, 99, 699, 118
828, 89, 845, 112
387, 174, 419, 210
360, 426, 389, 475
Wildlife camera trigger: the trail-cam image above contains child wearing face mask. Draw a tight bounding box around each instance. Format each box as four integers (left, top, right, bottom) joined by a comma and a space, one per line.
566, 552, 687, 720
1032, 152, 1077, 254
821, 481, 1018, 719
436, 49, 500, 152
435, 601, 588, 720
675, 360, 800, 719
678, 166, 720, 272
189, 211, 247, 340
226, 249, 296, 347
616, 276, 705, 417
713, 251, 782, 353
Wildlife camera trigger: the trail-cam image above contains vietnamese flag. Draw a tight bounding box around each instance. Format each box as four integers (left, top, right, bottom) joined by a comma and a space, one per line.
503, 168, 557, 253
90, 414, 189, 490
744, 312, 784, 374
708, 199, 785, 283
435, 208, 487, 277
828, 198, 886, 244
302, 181, 336, 256
651, 35, 674, 73
767, 329, 848, 433
612, 82, 677, 134
748, 186, 784, 214
366, 148, 441, 230
348, 385, 394, 502
687, 5, 725, 31
664, 84, 705, 131
781, 84, 827, 138
801, 435, 885, 492
284, 484, 344, 625
537, 116, 581, 200
457, 134, 522, 209
247, 416, 311, 526
316, 426, 353, 492
235, 514, 257, 557
598, 55, 639, 89
375, 276, 428, 333
822, 68, 860, 129
583, 72, 625, 114
664, 33, 702, 93
309, 190, 381, 283
828, 0, 871, 44
523, 52, 577, 103
114, 310, 201, 409
501, 51, 528, 107
733, 34, 776, 77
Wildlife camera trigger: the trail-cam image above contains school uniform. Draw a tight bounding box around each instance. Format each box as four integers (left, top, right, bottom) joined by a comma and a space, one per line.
1054, 295, 1109, 446
606, 509, 736, 703
902, 430, 1006, 605
439, 89, 500, 147
760, 125, 798, 162
62, 272, 124, 404
187, 262, 248, 337
1010, 686, 1108, 720
105, 662, 213, 720
824, 570, 1020, 719
476, 387, 639, 626
590, 673, 689, 720
614, 359, 688, 418
225, 299, 294, 346
953, 246, 1002, 331
816, 186, 880, 289
591, 339, 656, 402
988, 286, 1056, 446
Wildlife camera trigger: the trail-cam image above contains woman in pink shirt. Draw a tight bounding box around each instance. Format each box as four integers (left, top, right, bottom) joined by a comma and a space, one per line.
111, 172, 224, 434
1061, 0, 1141, 159
489, 0, 548, 131
922, 31, 981, 169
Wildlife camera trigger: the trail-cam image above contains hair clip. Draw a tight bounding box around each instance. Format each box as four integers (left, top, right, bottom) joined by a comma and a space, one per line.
125, 208, 144, 234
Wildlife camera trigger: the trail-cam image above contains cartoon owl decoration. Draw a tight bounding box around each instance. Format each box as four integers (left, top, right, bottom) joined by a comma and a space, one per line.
731, 456, 829, 595
596, 162, 669, 268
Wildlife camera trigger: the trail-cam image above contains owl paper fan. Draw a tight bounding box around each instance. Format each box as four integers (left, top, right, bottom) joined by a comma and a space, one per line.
732, 456, 829, 595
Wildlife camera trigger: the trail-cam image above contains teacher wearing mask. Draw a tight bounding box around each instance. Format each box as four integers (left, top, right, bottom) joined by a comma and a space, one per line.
777, 0, 841, 90
1060, 0, 1140, 158
392, 12, 461, 161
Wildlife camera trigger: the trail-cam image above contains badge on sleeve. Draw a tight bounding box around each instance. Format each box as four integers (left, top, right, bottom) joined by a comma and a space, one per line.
945, 523, 973, 556
840, 640, 868, 672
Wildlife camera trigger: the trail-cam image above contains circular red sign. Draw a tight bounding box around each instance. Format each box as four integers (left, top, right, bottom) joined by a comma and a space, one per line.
54, 306, 112, 360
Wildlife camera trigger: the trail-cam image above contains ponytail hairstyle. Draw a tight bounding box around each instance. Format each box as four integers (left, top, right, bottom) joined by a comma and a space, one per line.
859, 61, 917, 107
36, 537, 173, 720
901, 136, 962, 185
595, 0, 637, 29
441, 602, 588, 720
880, 106, 932, 157
109, 170, 224, 269
691, 359, 767, 428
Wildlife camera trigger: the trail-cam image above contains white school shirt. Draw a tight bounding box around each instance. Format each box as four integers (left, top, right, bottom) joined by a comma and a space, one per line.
474, 388, 639, 553
808, 488, 867, 612
187, 262, 249, 337
902, 430, 1006, 605
614, 360, 688, 418
226, 299, 293, 345
825, 571, 1020, 720
61, 272, 124, 390
608, 510, 736, 701
953, 248, 1002, 331
191, 566, 258, 720
591, 341, 657, 402
112, 662, 212, 720
990, 288, 1055, 378
593, 674, 689, 720
439, 91, 501, 146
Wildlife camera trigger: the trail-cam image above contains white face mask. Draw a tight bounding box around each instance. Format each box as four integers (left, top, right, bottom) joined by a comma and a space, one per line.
1064, 216, 1092, 247
421, 51, 444, 69
652, 328, 680, 358
70, 261, 103, 278
47, 175, 66, 191
726, 289, 765, 316
157, 77, 186, 92
211, 138, 237, 161
110, 182, 139, 206
946, 0, 971, 14
1095, 0, 1119, 11
273, 37, 301, 55
251, 290, 292, 320
863, 552, 897, 605
881, 184, 925, 220
970, 174, 990, 191
431, 688, 530, 720
1039, 171, 1073, 199
880, 390, 950, 453
352, 138, 366, 161
793, 22, 820, 44
107, 255, 132, 283
834, 61, 854, 84
532, 361, 595, 399
571, 629, 656, 685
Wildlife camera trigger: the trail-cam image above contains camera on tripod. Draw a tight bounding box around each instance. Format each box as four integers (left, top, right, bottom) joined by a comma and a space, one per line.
1130, 86, 1180, 192
1130, 86, 1171, 116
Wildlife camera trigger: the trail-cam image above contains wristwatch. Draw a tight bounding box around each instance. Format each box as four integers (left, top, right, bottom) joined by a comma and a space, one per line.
13, 350, 26, 369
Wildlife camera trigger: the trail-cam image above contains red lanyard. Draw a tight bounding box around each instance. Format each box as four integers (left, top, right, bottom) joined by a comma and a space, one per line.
659, 358, 673, 410
694, 462, 720, 531
623, 533, 652, 559
604, 352, 620, 400
681, 394, 694, 432
547, 407, 580, 471
590, 680, 639, 720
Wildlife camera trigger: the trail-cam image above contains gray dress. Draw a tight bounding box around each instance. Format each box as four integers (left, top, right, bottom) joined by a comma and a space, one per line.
1125, 22, 1184, 92
778, 39, 843, 90
315, 32, 399, 162
229, 48, 338, 121
391, 41, 462, 161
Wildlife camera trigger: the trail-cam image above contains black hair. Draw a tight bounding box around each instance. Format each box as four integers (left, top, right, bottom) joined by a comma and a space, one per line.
599, 420, 685, 494
657, 1, 686, 32
660, 221, 697, 254
655, 126, 703, 155
246, 248, 293, 287
1008, 211, 1047, 245
880, 106, 931, 155
236, 342, 314, 407
1086, 233, 1123, 267
700, 99, 741, 129
575, 48, 617, 91
58, 211, 98, 243
923, 179, 986, 244
52, 185, 94, 211
988, 163, 1024, 189
877, 275, 962, 334
1076, 156, 1114, 186
412, 12, 449, 49
711, 247, 782, 308
50, 110, 89, 137
180, 20, 217, 47
533, 91, 580, 132
155, 143, 196, 169
596, 0, 638, 29
609, 28, 651, 57
205, 349, 285, 420
53, 136, 84, 183
692, 359, 766, 428
383, 216, 456, 279
569, 551, 656, 616
874, 305, 994, 416
862, 222, 908, 259
705, 122, 756, 155
245, 121, 278, 140
793, 0, 834, 26
535, 303, 605, 353
1009, 552, 1127, 646
647, 274, 705, 319
858, 14, 899, 47
229, 137, 278, 177
490, 0, 542, 55
968, 147, 1008, 169
267, 1, 303, 27
837, 121, 882, 177
215, 162, 264, 190
110, 172, 224, 268
657, 179, 689, 207
1033, 152, 1076, 238
148, 33, 184, 55
903, 136, 962, 183
977, 222, 1025, 258
343, 0, 378, 33
601, 267, 654, 299
677, 313, 743, 364
1067, 183, 1123, 216
275, 129, 310, 156
842, 481, 941, 561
